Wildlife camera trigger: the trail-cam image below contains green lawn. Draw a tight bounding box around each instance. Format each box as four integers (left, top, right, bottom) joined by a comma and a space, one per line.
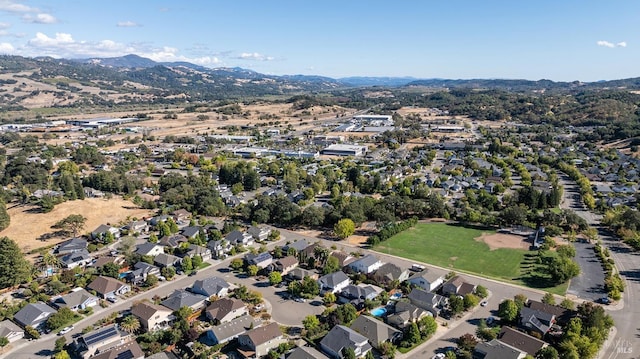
374, 223, 567, 294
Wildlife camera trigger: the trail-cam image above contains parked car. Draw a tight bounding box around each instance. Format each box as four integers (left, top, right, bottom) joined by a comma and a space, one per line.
107, 296, 118, 303
59, 325, 74, 335
189, 271, 198, 277
294, 297, 306, 303
480, 300, 488, 307
596, 297, 611, 305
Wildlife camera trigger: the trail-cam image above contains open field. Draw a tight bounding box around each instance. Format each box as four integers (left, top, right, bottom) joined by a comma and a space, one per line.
373, 223, 568, 295
1, 197, 153, 255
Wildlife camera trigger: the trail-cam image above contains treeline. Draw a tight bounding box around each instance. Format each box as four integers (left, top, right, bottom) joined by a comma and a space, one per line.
158, 173, 227, 217
366, 217, 418, 246
602, 206, 640, 250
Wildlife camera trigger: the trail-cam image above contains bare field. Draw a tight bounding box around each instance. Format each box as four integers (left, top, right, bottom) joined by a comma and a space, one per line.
476, 233, 530, 251
1, 197, 152, 253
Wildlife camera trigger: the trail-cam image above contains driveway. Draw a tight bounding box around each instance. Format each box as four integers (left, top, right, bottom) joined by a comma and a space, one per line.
566, 241, 606, 301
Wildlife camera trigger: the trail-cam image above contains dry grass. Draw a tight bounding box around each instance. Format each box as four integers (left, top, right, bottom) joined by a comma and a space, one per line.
1, 197, 152, 254
476, 233, 531, 250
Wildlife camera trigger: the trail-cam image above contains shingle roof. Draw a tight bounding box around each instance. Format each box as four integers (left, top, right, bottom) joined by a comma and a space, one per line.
498, 326, 547, 356
320, 325, 372, 357
349, 315, 401, 347
287, 346, 329, 359
131, 301, 172, 321
475, 339, 526, 359
53, 288, 96, 309
243, 322, 282, 346
206, 298, 246, 322
319, 271, 350, 288
135, 242, 163, 256
374, 263, 406, 281
91, 340, 144, 359
0, 319, 23, 338
192, 277, 230, 297
88, 276, 126, 296
57, 237, 88, 253
209, 314, 256, 343
160, 290, 207, 311
13, 301, 57, 327
153, 253, 182, 267
349, 254, 380, 268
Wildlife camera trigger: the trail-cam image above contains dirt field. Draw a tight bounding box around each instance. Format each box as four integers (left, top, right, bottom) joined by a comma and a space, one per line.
1, 197, 153, 253
476, 233, 530, 251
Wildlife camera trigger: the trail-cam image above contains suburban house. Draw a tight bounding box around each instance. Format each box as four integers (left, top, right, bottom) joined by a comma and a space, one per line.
519, 307, 556, 336
60, 249, 93, 269
148, 214, 171, 227
497, 326, 547, 356
186, 244, 212, 261
135, 243, 165, 257
146, 352, 180, 359
474, 339, 527, 359
13, 302, 57, 330
318, 271, 351, 294
191, 277, 231, 298
51, 288, 98, 311
526, 300, 573, 325
75, 324, 130, 359
408, 288, 446, 316
205, 298, 248, 324
287, 346, 330, 359
87, 276, 131, 299
349, 315, 402, 347
56, 237, 88, 254
320, 325, 372, 359
91, 224, 120, 240
272, 256, 299, 275
245, 252, 273, 269
92, 256, 125, 269
407, 269, 445, 292
347, 254, 384, 274
247, 225, 271, 241
372, 263, 410, 286
159, 234, 188, 248
283, 239, 312, 254
171, 209, 192, 222
131, 301, 175, 332
386, 301, 431, 329
442, 275, 476, 296
0, 319, 24, 342
208, 240, 232, 259
160, 289, 208, 312
91, 340, 144, 359
226, 230, 254, 246
329, 251, 356, 267
153, 253, 182, 268
237, 322, 286, 358
339, 284, 384, 302
123, 220, 148, 233
206, 314, 258, 345
127, 262, 161, 284
288, 268, 318, 281
181, 226, 202, 239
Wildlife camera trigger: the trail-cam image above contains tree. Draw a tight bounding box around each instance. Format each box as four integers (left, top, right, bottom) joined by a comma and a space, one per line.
542, 292, 556, 305
268, 271, 282, 286
341, 347, 356, 359
25, 326, 40, 339
47, 307, 76, 330
407, 321, 421, 344
418, 315, 438, 338
120, 315, 141, 334
53, 350, 71, 359
334, 218, 356, 239
54, 336, 67, 352
498, 299, 519, 323
247, 265, 259, 277
0, 336, 9, 351
323, 292, 336, 305
230, 258, 244, 271
0, 200, 9, 231
457, 333, 478, 352
323, 256, 340, 275
379, 341, 396, 359
182, 256, 193, 272
513, 294, 528, 310
463, 293, 480, 310
52, 214, 87, 237
192, 255, 203, 268
449, 295, 464, 316
145, 274, 158, 287
302, 315, 320, 330
560, 298, 575, 310
474, 285, 488, 298
0, 236, 33, 289
100, 262, 120, 278
536, 346, 559, 359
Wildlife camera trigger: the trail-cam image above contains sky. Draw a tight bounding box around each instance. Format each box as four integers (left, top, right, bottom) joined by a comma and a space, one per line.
0, 0, 638, 81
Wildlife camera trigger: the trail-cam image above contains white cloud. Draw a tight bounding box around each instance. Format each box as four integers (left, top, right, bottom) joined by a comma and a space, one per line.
597, 40, 615, 48
617, 41, 627, 48
0, 0, 36, 13
142, 46, 221, 65
237, 52, 274, 61
0, 22, 10, 29
25, 13, 57, 24
0, 42, 14, 53
117, 21, 140, 27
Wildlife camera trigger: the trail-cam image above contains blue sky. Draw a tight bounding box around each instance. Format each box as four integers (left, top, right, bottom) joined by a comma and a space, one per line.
0, 0, 637, 81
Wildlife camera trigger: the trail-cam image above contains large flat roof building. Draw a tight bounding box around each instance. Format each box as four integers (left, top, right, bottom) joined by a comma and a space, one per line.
321, 144, 367, 157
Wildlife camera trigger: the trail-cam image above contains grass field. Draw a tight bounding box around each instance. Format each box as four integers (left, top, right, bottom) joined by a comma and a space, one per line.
373, 223, 568, 295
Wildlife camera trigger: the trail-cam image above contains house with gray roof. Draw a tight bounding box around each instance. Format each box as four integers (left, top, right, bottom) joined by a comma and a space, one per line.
347, 254, 383, 274
283, 239, 312, 253
87, 276, 130, 299
127, 261, 161, 284
181, 226, 201, 239
146, 352, 179, 359
206, 314, 258, 345
131, 301, 174, 332
498, 326, 547, 356
159, 234, 188, 248
442, 275, 475, 296
373, 263, 409, 286
91, 340, 144, 359
349, 315, 402, 347
408, 288, 446, 316
474, 339, 527, 359
191, 277, 230, 298
318, 271, 351, 294
320, 325, 372, 359
124, 220, 148, 233
225, 230, 254, 246
238, 322, 286, 358
288, 268, 318, 281
0, 319, 24, 342
287, 346, 330, 359
245, 252, 273, 269
408, 269, 445, 292
186, 244, 212, 261
205, 298, 248, 324
247, 226, 271, 241
153, 253, 182, 268
160, 289, 207, 312
273, 256, 299, 275
51, 288, 98, 311
60, 249, 93, 269
519, 307, 554, 336
13, 301, 57, 330
135, 243, 164, 257
387, 301, 431, 329
339, 284, 383, 302
75, 324, 130, 359
56, 237, 88, 255
91, 224, 120, 241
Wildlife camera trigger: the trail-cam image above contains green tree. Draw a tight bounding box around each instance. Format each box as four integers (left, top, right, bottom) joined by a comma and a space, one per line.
498, 299, 519, 323
323, 292, 337, 305
25, 326, 40, 339
182, 256, 193, 272
100, 262, 120, 278
247, 265, 259, 277
120, 315, 141, 334
341, 347, 356, 359
302, 315, 320, 330
54, 336, 67, 352
418, 315, 438, 337
144, 274, 158, 287
47, 307, 76, 330
323, 255, 340, 275
560, 298, 575, 310
230, 258, 244, 271
53, 350, 71, 359
407, 322, 421, 344
449, 295, 464, 316
0, 237, 33, 289
463, 293, 480, 310
268, 271, 282, 286
192, 255, 203, 268
0, 200, 10, 231
379, 341, 396, 359
542, 292, 556, 305
52, 214, 87, 237
536, 346, 559, 359
0, 336, 10, 351
474, 285, 488, 298
334, 218, 356, 239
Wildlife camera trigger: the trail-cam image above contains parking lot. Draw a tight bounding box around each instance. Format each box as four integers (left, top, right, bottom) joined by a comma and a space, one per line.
566, 241, 606, 302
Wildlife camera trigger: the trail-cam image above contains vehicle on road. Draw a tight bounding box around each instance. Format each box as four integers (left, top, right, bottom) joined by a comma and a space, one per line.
189, 271, 197, 276
59, 326, 74, 335
432, 354, 445, 359
480, 300, 488, 307
294, 297, 306, 303
107, 296, 118, 303
596, 297, 611, 305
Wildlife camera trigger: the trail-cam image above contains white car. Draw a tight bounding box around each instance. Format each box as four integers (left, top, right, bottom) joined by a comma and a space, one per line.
59, 326, 74, 335
294, 297, 306, 303
480, 300, 488, 307
432, 354, 445, 359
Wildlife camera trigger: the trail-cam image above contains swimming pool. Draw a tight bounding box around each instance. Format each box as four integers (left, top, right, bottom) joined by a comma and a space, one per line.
371, 307, 387, 317
391, 292, 402, 299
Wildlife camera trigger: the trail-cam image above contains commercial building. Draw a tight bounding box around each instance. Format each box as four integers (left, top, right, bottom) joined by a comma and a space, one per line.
321, 144, 367, 157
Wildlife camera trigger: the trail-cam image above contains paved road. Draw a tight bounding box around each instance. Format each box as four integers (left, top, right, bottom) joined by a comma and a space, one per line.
567, 240, 606, 301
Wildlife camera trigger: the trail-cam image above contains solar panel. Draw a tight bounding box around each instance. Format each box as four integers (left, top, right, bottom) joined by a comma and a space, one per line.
117, 350, 135, 359
83, 326, 119, 346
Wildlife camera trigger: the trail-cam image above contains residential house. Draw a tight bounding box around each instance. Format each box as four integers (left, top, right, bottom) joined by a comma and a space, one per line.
339, 284, 384, 302
498, 326, 547, 356
91, 224, 120, 241
127, 262, 161, 284
60, 249, 93, 269
245, 252, 273, 269
318, 271, 351, 294
75, 324, 130, 359
207, 314, 258, 345
247, 226, 271, 241
87, 276, 131, 299
208, 240, 232, 259
83, 187, 105, 198
386, 301, 431, 329
442, 275, 476, 296
181, 226, 202, 239
146, 352, 180, 359
347, 254, 383, 274
519, 306, 556, 336
226, 230, 254, 246
56, 237, 88, 255
90, 340, 144, 359
272, 256, 299, 275
148, 214, 171, 227
153, 253, 182, 268
135, 243, 164, 257
191, 277, 231, 298
373, 263, 410, 286
13, 302, 57, 330
51, 288, 98, 311
407, 270, 445, 292
171, 209, 192, 222
283, 239, 312, 254
186, 244, 212, 261
92, 255, 125, 269
526, 300, 573, 325
0, 319, 24, 342
349, 315, 402, 347
329, 251, 356, 267
288, 268, 318, 281
238, 322, 286, 358
123, 220, 148, 233
160, 289, 208, 312
205, 298, 248, 324
159, 234, 188, 248
287, 346, 330, 359
408, 288, 446, 317
131, 301, 175, 332
320, 325, 372, 359
474, 339, 527, 359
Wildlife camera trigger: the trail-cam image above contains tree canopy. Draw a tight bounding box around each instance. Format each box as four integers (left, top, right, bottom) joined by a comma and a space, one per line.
0, 237, 32, 289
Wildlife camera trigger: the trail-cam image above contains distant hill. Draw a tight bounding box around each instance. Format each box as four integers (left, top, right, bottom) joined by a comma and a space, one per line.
340, 76, 418, 87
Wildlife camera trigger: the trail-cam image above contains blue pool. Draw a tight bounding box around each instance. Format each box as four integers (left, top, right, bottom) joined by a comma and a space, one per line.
371, 307, 387, 317
391, 292, 402, 299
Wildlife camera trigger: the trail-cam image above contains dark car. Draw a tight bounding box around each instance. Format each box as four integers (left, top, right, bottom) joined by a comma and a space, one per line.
596, 297, 611, 305
189, 271, 198, 276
